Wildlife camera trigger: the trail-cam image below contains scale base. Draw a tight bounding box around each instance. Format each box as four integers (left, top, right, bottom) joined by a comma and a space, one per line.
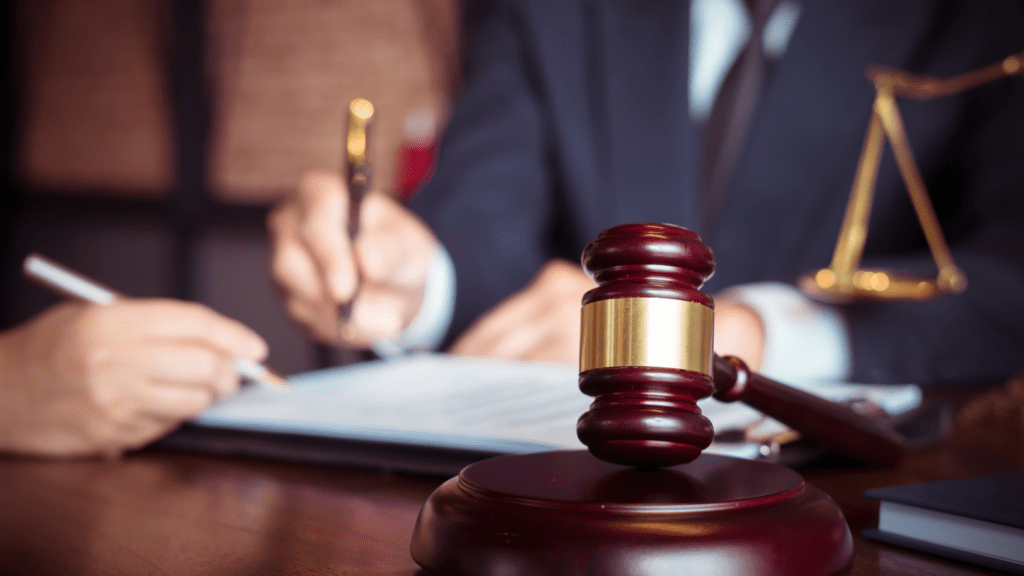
411, 450, 853, 576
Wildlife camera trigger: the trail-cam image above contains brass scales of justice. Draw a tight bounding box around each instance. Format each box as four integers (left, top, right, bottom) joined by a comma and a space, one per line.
800, 49, 1024, 302
410, 51, 1024, 575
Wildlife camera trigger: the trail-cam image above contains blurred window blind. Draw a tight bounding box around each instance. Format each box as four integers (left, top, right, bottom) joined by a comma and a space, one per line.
18, 0, 172, 197
208, 0, 460, 204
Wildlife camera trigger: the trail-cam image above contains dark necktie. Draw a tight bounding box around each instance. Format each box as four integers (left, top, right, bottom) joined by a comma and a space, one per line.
700, 0, 782, 234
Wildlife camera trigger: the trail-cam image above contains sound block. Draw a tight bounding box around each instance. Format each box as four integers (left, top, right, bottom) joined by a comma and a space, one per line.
411, 450, 853, 575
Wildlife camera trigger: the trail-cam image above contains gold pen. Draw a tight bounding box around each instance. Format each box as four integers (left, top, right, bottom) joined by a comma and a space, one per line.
339, 98, 374, 340
22, 253, 288, 390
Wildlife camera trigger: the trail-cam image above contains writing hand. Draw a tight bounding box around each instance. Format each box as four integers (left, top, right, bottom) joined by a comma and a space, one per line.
267, 171, 439, 347
451, 259, 595, 363
0, 299, 267, 458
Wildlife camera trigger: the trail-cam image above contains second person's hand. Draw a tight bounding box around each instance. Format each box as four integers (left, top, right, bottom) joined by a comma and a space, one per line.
450, 259, 595, 363
449, 259, 767, 369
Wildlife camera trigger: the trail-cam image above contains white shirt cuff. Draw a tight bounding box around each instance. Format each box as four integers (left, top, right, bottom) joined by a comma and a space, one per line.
719, 282, 851, 384
371, 245, 456, 358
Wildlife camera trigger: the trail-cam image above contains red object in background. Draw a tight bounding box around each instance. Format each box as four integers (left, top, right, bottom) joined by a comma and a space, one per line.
393, 140, 437, 200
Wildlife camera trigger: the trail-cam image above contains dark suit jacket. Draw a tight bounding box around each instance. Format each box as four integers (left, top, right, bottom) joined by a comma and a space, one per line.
409, 0, 1024, 385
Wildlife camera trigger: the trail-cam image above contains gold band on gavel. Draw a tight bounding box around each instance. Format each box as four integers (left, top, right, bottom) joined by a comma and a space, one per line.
579, 297, 714, 375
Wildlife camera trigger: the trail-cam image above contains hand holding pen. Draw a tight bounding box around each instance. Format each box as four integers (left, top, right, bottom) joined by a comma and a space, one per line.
23, 254, 286, 389
0, 255, 280, 458
267, 99, 441, 351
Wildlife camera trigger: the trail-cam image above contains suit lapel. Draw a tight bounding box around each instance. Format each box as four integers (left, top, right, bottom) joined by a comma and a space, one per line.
705, 0, 941, 290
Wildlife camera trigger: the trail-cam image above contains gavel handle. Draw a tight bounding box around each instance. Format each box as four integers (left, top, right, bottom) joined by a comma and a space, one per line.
712, 355, 907, 466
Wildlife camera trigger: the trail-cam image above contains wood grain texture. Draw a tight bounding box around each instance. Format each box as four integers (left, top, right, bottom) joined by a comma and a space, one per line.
0, 389, 1017, 575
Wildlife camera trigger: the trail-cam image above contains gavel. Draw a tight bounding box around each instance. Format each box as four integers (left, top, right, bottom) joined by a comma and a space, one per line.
576, 222, 906, 468
412, 222, 864, 575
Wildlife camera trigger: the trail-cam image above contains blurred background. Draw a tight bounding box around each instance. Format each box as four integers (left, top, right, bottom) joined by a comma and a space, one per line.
0, 0, 461, 374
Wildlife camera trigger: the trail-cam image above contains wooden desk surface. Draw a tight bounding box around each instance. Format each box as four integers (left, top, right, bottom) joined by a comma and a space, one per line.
1, 399, 1019, 575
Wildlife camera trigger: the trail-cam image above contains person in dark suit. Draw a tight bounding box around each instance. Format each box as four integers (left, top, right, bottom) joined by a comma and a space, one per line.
269, 0, 1024, 386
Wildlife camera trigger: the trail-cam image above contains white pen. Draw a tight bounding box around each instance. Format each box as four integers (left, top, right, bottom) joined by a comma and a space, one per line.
22, 253, 288, 391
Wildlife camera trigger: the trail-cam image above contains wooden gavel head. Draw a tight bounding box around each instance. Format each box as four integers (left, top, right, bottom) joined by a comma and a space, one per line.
577, 223, 718, 468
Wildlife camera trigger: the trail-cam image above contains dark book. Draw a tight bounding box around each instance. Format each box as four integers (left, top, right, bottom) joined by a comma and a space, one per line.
863, 472, 1024, 575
